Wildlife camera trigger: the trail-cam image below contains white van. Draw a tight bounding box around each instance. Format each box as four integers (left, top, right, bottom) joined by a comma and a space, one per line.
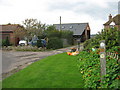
19, 40, 27, 46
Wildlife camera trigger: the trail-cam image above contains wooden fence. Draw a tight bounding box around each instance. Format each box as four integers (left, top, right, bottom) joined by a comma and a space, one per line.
106, 52, 120, 63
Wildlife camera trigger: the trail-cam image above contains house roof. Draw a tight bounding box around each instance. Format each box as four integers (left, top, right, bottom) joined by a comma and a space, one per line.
53, 23, 89, 35
104, 14, 120, 25
0, 24, 20, 32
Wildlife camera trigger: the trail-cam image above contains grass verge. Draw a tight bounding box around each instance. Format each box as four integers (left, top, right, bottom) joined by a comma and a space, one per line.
3, 53, 84, 88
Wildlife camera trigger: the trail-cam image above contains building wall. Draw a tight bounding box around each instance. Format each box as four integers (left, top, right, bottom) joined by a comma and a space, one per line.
115, 25, 120, 30
81, 30, 86, 42
73, 29, 90, 44
104, 25, 110, 30
2, 33, 10, 40
104, 25, 120, 30
1, 24, 22, 46
87, 30, 90, 39
1, 32, 19, 46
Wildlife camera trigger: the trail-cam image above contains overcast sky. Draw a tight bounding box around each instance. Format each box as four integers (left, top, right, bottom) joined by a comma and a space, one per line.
0, 0, 119, 34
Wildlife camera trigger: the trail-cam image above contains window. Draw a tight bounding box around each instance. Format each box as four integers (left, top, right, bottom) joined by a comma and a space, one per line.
110, 22, 115, 29
70, 26, 73, 29
110, 25, 114, 28
62, 26, 65, 29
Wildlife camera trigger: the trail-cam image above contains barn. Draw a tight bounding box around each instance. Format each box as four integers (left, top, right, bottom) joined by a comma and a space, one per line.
54, 23, 91, 44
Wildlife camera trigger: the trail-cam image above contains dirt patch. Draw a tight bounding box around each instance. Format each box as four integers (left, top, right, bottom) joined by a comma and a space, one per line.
2, 61, 34, 80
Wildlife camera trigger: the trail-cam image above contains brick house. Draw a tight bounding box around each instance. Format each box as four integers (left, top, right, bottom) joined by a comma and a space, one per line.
0, 24, 22, 46
54, 23, 90, 44
103, 14, 120, 30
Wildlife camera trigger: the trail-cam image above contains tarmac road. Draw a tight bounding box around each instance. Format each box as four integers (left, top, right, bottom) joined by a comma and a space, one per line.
2, 46, 76, 74
1, 45, 82, 79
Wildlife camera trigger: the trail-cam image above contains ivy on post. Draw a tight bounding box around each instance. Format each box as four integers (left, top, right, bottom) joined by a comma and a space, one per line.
99, 40, 106, 83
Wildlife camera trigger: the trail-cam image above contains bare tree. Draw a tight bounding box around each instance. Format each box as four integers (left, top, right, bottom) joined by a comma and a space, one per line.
22, 19, 46, 41
14, 25, 27, 40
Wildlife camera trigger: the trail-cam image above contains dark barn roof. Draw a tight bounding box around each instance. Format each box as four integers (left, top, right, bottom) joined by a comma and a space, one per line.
54, 23, 89, 35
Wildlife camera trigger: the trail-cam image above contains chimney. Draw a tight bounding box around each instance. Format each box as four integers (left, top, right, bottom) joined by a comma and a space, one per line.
109, 14, 112, 20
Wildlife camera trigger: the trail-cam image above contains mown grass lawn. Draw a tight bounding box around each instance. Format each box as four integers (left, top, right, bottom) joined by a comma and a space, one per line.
3, 53, 84, 88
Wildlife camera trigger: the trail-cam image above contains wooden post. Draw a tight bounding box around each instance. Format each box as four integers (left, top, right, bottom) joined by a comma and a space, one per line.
77, 38, 81, 51
85, 29, 88, 40
60, 16, 61, 31
99, 40, 106, 83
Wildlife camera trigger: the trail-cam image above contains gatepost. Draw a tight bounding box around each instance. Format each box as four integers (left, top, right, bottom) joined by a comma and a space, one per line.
77, 38, 81, 51
99, 40, 106, 83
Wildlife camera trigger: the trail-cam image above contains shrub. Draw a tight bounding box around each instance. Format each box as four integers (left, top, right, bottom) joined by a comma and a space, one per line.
77, 51, 100, 88
61, 30, 73, 45
2, 37, 10, 47
77, 49, 120, 88
107, 46, 120, 60
14, 46, 42, 51
2, 39, 6, 46
44, 30, 61, 38
47, 37, 63, 49
44, 25, 74, 46
84, 28, 120, 50
2, 46, 13, 51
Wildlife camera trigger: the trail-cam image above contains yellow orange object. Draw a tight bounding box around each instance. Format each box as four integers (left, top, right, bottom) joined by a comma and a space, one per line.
67, 51, 79, 56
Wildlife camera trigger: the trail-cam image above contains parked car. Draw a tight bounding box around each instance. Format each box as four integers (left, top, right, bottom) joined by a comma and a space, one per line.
19, 40, 27, 46
28, 35, 39, 46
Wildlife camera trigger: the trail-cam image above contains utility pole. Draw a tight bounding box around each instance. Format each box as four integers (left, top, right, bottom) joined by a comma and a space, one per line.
60, 16, 61, 31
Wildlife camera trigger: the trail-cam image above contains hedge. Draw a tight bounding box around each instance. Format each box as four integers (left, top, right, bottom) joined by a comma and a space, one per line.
47, 37, 63, 49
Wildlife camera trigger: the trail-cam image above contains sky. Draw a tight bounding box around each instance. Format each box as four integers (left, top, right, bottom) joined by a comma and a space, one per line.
0, 0, 120, 34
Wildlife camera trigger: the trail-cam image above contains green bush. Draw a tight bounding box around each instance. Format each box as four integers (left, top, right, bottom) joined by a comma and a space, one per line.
2, 37, 10, 47
77, 49, 120, 88
107, 46, 120, 59
61, 30, 73, 45
78, 51, 100, 88
2, 39, 6, 46
14, 46, 42, 51
44, 25, 74, 46
47, 37, 63, 49
84, 28, 120, 50
44, 30, 61, 38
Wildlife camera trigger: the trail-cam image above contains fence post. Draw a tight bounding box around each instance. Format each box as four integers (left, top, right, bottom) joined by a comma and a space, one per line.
77, 38, 81, 51
99, 40, 106, 83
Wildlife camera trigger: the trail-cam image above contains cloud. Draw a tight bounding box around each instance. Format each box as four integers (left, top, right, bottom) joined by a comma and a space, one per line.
0, 0, 119, 34
47, 1, 117, 20
46, 1, 118, 34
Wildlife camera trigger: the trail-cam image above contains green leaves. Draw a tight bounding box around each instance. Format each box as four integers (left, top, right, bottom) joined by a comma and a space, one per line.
46, 37, 63, 49
44, 26, 73, 46
84, 28, 120, 50
78, 49, 120, 88
77, 51, 100, 88
2, 37, 11, 46
21, 18, 45, 40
